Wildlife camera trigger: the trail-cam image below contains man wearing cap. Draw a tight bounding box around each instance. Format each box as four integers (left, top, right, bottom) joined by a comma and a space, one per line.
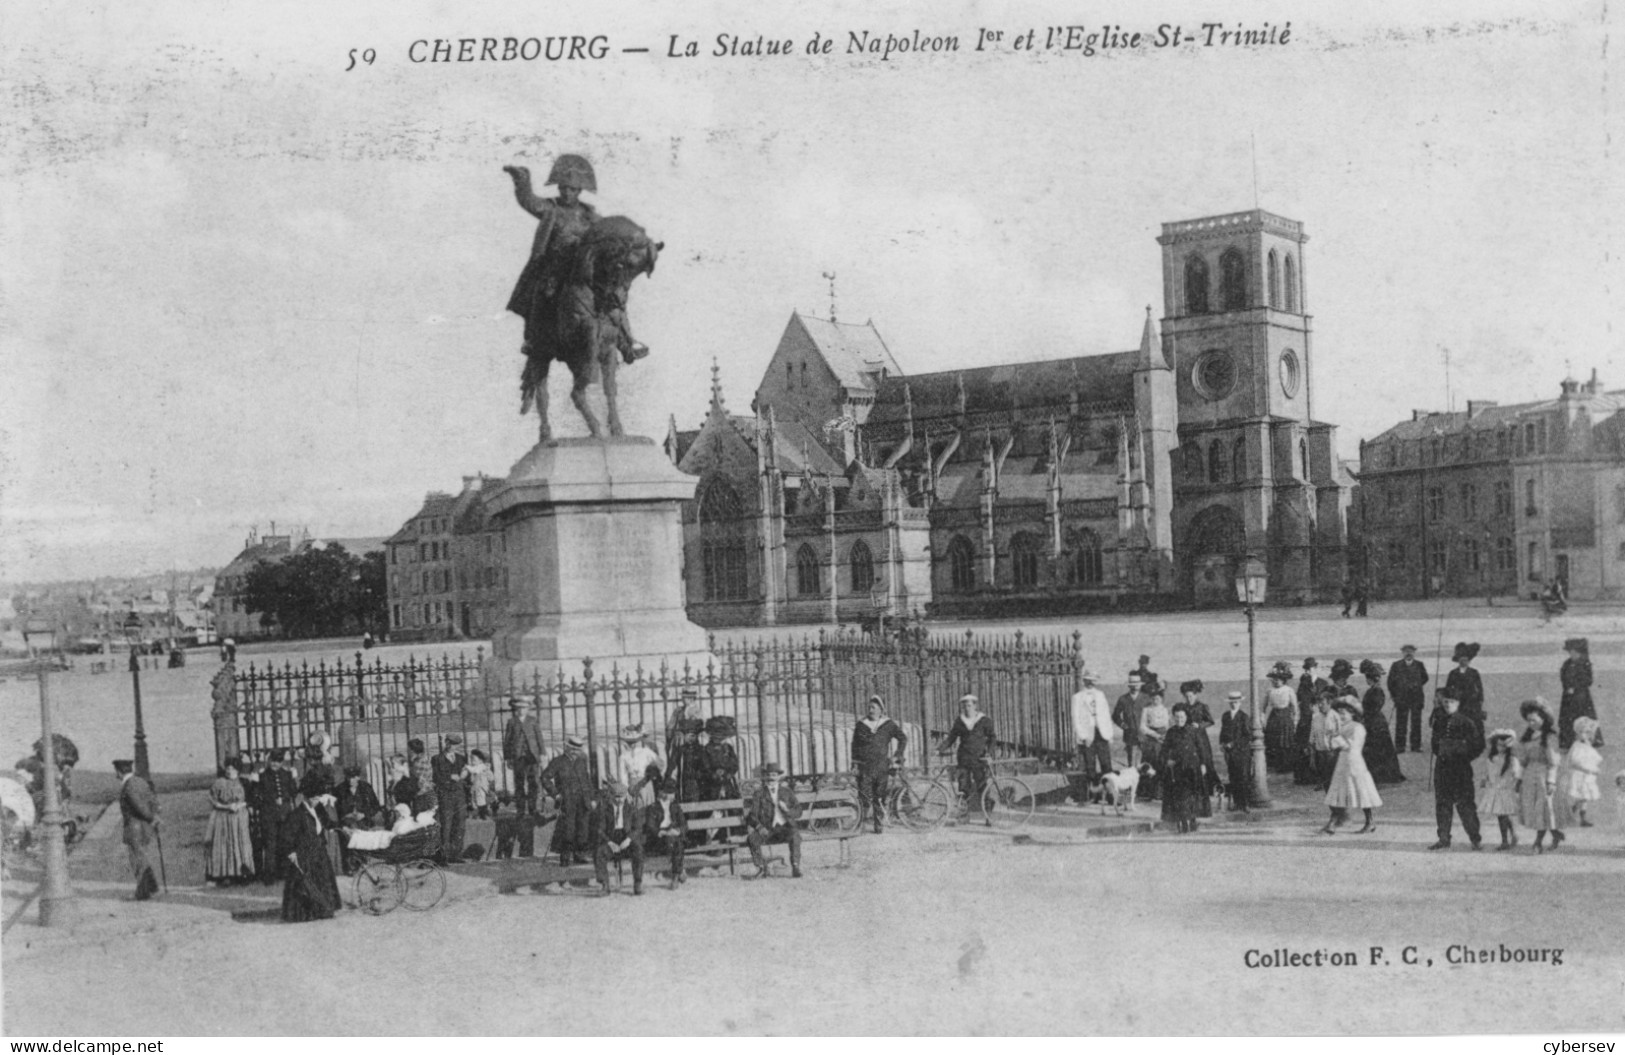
1069, 669, 1117, 785
256, 748, 298, 885
644, 778, 688, 888
745, 763, 802, 879
1387, 645, 1429, 753
115, 759, 161, 900
432, 736, 469, 863
851, 696, 908, 833
503, 697, 546, 817
1218, 691, 1253, 808
541, 735, 594, 865
1113, 674, 1146, 770
592, 779, 645, 895
1428, 692, 1485, 850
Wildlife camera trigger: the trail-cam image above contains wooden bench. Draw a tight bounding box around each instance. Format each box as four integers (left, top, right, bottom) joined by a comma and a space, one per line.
681, 790, 861, 875
681, 798, 749, 874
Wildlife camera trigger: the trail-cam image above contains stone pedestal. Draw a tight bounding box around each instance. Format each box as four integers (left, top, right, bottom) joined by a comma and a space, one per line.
484, 436, 712, 685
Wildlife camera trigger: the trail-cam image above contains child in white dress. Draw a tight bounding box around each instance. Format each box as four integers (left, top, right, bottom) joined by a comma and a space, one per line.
466, 750, 496, 819
1565, 717, 1603, 827
1481, 728, 1522, 850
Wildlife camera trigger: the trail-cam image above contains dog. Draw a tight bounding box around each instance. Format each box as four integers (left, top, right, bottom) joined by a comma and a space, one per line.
1087, 766, 1142, 815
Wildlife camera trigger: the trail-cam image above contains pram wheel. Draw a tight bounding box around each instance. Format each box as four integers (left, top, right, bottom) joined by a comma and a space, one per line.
354, 862, 404, 914
399, 859, 446, 911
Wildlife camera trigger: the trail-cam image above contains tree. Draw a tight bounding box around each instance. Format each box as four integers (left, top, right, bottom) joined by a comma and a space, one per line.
241, 544, 380, 640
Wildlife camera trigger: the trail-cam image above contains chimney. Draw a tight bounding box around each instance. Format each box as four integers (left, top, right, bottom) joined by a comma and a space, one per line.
1411, 410, 1434, 422
1585, 368, 1602, 396
461, 475, 482, 492
1466, 400, 1498, 419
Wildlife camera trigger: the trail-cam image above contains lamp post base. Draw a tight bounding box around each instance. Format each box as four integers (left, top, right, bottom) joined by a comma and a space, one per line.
37, 890, 79, 928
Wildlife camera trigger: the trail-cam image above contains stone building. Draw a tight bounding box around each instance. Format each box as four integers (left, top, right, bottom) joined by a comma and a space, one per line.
384, 475, 510, 641
672, 207, 1355, 626
1353, 371, 1625, 600
213, 527, 305, 639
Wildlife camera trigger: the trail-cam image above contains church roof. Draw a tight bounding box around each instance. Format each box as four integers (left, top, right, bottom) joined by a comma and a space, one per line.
788, 313, 901, 392
865, 352, 1138, 431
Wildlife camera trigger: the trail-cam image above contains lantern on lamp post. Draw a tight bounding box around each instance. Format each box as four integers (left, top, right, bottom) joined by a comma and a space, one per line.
122, 612, 151, 780
1234, 555, 1273, 808
23, 619, 77, 927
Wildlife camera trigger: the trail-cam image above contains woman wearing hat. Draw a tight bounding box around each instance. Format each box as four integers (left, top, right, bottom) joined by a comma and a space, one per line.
1558, 638, 1598, 751
615, 724, 664, 811
1294, 659, 1327, 786
1358, 660, 1406, 785
1322, 697, 1381, 834
663, 718, 708, 803
1443, 644, 1485, 725
1157, 704, 1207, 834
1328, 659, 1356, 697
279, 770, 342, 923
1138, 689, 1172, 800
700, 716, 741, 802
1262, 663, 1298, 773
1514, 699, 1568, 853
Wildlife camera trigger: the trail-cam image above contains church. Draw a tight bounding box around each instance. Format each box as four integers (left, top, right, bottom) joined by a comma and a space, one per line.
667, 208, 1355, 627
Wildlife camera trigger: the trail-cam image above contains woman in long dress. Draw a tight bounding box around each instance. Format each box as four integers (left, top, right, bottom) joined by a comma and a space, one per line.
1138, 691, 1172, 800
1158, 704, 1207, 833
205, 757, 255, 885
1263, 664, 1298, 773
1514, 698, 1567, 853
1294, 658, 1326, 785
279, 772, 342, 923
1558, 638, 1598, 751
1321, 698, 1382, 834
615, 725, 665, 811
1358, 660, 1406, 785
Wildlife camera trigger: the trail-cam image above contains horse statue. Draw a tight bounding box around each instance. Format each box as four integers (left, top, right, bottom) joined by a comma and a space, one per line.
515, 214, 661, 441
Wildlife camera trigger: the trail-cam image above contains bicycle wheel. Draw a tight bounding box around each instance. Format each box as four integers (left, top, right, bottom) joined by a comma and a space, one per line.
353, 861, 404, 915
893, 783, 932, 830
981, 775, 1036, 829
910, 780, 955, 829
399, 859, 447, 911
812, 795, 860, 833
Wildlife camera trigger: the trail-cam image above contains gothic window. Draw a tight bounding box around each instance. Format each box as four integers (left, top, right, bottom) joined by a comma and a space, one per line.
1207, 439, 1228, 484
1009, 532, 1042, 589
699, 478, 744, 524
701, 543, 748, 601
947, 535, 976, 591
1232, 436, 1247, 481
849, 540, 875, 594
1267, 250, 1281, 308
795, 544, 821, 596
1184, 255, 1210, 315
1220, 248, 1247, 311
1067, 529, 1104, 586
1284, 254, 1299, 312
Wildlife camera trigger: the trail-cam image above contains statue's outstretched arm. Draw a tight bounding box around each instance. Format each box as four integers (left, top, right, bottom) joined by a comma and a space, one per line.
503, 165, 550, 220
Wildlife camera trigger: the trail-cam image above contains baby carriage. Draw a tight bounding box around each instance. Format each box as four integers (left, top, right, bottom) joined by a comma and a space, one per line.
350, 824, 446, 914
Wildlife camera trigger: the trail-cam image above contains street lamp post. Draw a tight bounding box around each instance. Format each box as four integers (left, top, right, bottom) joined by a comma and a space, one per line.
123, 613, 151, 780
23, 620, 77, 927
1234, 555, 1272, 808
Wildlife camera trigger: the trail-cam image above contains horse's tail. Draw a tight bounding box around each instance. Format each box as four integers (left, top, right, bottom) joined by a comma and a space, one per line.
519, 355, 545, 415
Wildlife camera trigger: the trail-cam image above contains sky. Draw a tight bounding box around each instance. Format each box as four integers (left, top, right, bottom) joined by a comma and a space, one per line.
2, 0, 1619, 582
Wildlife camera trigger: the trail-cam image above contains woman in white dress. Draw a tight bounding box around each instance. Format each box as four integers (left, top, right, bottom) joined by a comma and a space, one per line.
615, 724, 665, 810
1321, 698, 1382, 834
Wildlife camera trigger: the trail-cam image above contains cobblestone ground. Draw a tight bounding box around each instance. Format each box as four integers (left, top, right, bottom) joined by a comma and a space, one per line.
3, 601, 1622, 1035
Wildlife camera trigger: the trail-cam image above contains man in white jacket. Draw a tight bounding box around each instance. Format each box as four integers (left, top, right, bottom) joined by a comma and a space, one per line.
1070, 668, 1118, 782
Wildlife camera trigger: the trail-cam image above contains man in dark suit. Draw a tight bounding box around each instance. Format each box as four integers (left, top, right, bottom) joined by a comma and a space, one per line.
1112, 674, 1146, 769
1428, 693, 1485, 851
431, 735, 469, 863
115, 759, 160, 900
592, 779, 645, 895
745, 762, 802, 879
1218, 691, 1253, 808
256, 748, 298, 885
502, 697, 545, 816
644, 778, 688, 889
1387, 644, 1429, 752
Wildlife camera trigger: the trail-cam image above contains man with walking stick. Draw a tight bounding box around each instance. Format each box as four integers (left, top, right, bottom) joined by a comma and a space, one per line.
115, 758, 161, 900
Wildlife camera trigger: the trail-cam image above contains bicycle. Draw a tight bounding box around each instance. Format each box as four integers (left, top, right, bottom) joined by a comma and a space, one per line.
919, 758, 1036, 830
853, 766, 952, 832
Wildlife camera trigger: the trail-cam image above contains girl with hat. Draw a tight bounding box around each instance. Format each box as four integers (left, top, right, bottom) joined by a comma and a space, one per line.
1514, 699, 1567, 852
1294, 659, 1328, 786
1358, 659, 1406, 785
615, 723, 665, 811
1444, 644, 1485, 724
1558, 638, 1598, 751
1564, 717, 1604, 827
1321, 697, 1382, 835
1482, 729, 1522, 850
1263, 664, 1298, 773
1157, 703, 1208, 833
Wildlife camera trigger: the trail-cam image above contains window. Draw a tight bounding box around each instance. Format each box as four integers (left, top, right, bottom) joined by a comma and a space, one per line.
420, 571, 429, 593
1387, 539, 1406, 566
702, 543, 749, 601
1185, 443, 1204, 478
1525, 478, 1537, 515
801, 362, 808, 389
1495, 537, 1515, 571
1267, 250, 1280, 308
948, 536, 976, 591
1009, 533, 1042, 589
1299, 438, 1309, 478
1284, 254, 1298, 312
1208, 439, 1228, 484
1386, 444, 1398, 469
1428, 538, 1448, 574
1495, 480, 1513, 516
419, 543, 429, 562
1426, 487, 1444, 522
786, 362, 793, 388
1184, 255, 1210, 314
1429, 439, 1442, 466
1527, 541, 1541, 580
391, 604, 401, 628
699, 478, 744, 524
1220, 248, 1247, 311
1067, 529, 1104, 586
1386, 487, 1401, 511
795, 544, 821, 596
390, 548, 398, 566
458, 570, 467, 591
1460, 483, 1478, 519
1463, 538, 1481, 572
1232, 436, 1247, 481
1498, 429, 1510, 457
849, 540, 875, 594
1523, 422, 1537, 454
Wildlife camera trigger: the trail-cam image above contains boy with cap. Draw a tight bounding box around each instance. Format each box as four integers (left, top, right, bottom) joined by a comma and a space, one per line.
115, 759, 161, 900
1387, 644, 1429, 752
1428, 692, 1485, 850
745, 762, 802, 879
502, 696, 545, 816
